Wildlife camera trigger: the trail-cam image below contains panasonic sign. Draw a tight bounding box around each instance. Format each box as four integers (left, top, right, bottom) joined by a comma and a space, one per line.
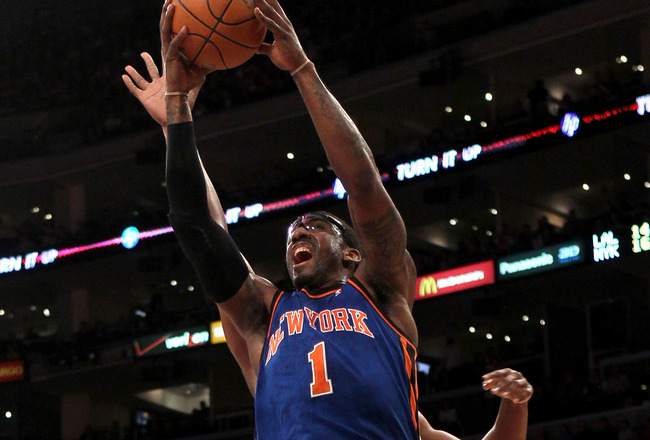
496, 241, 585, 280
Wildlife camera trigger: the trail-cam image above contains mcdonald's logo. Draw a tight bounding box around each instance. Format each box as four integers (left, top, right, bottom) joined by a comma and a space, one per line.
418, 276, 438, 297
415, 260, 495, 301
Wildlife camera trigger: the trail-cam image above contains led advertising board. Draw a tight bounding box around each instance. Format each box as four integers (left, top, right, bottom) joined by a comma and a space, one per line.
592, 220, 650, 263
0, 360, 25, 383
210, 321, 227, 344
415, 260, 495, 301
1, 96, 648, 277
631, 221, 649, 254
496, 241, 585, 280
133, 326, 210, 358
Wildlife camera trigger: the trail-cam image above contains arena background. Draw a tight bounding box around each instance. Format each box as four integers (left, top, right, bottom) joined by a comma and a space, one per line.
0, 0, 649, 439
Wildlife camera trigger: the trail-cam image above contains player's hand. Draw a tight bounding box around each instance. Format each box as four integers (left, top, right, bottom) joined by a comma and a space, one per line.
122, 52, 203, 129
253, 0, 309, 73
122, 53, 167, 128
482, 368, 533, 404
161, 0, 208, 95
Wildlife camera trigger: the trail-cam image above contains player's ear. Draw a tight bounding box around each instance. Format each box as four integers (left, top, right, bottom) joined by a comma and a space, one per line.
343, 248, 361, 266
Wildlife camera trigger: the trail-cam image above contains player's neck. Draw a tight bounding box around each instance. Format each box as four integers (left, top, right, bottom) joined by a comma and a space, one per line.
297, 276, 348, 293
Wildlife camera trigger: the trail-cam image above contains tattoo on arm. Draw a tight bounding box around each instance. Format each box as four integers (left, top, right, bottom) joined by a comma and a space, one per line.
310, 76, 367, 161
167, 100, 191, 124
354, 207, 405, 277
312, 79, 336, 120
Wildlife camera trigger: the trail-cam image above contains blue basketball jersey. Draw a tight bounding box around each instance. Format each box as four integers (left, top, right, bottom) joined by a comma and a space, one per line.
255, 276, 419, 439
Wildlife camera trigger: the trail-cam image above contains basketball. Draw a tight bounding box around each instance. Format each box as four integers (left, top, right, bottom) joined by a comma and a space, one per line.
171, 0, 267, 71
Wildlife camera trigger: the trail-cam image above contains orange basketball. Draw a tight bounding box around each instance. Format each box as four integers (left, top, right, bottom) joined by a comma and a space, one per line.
171, 0, 267, 71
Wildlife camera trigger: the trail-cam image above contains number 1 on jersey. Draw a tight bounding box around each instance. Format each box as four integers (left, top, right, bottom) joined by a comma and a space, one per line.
308, 341, 333, 397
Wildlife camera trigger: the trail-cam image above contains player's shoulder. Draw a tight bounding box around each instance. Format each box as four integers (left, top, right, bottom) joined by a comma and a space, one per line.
248, 273, 280, 310
354, 254, 415, 297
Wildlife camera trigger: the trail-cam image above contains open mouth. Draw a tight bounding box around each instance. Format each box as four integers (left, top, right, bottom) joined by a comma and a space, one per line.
292, 245, 313, 265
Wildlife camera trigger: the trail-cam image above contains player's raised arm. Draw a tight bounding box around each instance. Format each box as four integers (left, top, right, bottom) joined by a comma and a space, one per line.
122, 4, 269, 392
253, 0, 416, 313
161, 0, 276, 350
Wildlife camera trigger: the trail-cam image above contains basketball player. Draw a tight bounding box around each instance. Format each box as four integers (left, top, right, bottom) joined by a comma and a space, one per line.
122, 0, 532, 438
124, 51, 535, 439
164, 0, 419, 436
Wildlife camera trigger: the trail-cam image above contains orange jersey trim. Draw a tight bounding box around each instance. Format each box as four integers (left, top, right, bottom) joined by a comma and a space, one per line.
265, 290, 287, 339
348, 277, 419, 432
302, 286, 342, 299
401, 338, 419, 430
346, 277, 417, 351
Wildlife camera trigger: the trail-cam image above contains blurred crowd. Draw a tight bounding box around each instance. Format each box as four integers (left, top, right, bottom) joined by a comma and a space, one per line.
0, 0, 591, 160
1, 56, 646, 268
1, 52, 648, 369
41, 353, 650, 440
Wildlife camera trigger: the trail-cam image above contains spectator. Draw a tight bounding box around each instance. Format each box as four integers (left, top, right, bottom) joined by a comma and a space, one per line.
78, 424, 96, 440
534, 215, 558, 247
556, 371, 583, 416
436, 399, 463, 437
550, 424, 572, 440
602, 364, 631, 408
560, 208, 581, 240
495, 222, 516, 255
584, 367, 605, 412
515, 223, 536, 252
557, 92, 576, 115
527, 79, 551, 123
442, 337, 467, 388
593, 417, 618, 440
108, 420, 124, 440
617, 419, 635, 440
190, 400, 210, 433
631, 362, 650, 405
573, 421, 594, 440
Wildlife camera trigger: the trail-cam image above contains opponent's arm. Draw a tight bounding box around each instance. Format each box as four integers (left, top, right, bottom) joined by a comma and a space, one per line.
253, 0, 415, 308
419, 369, 532, 440
418, 413, 461, 440
158, 0, 247, 302
122, 0, 204, 140
481, 369, 532, 440
123, 2, 268, 382
123, 50, 230, 237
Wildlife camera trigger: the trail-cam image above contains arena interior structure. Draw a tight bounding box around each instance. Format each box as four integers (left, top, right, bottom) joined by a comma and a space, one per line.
0, 0, 650, 439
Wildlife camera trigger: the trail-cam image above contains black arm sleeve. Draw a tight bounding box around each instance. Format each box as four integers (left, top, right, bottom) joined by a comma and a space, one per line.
165, 122, 249, 303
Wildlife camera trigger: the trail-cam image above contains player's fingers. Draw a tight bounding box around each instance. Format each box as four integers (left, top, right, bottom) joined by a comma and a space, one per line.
483, 368, 517, 383
256, 42, 274, 57
124, 65, 149, 90
254, 0, 286, 31
255, 8, 287, 43
487, 374, 533, 404
482, 370, 507, 389
504, 380, 534, 403
261, 0, 290, 24
160, 0, 173, 32
121, 74, 141, 98
161, 2, 175, 51
484, 369, 524, 394
141, 52, 161, 80
168, 25, 188, 61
